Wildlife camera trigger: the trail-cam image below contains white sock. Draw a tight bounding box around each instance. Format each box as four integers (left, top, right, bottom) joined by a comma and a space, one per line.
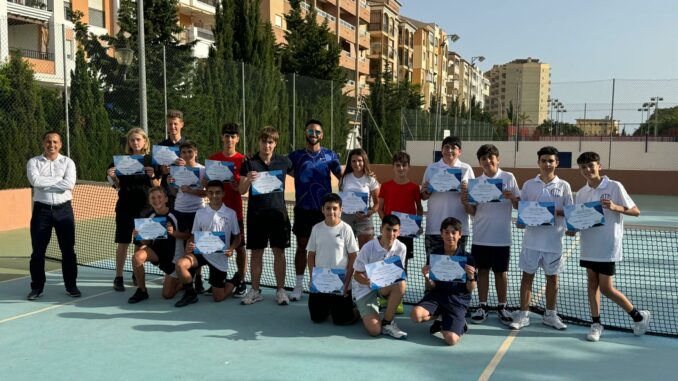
520, 310, 530, 318
295, 275, 304, 287
546, 309, 557, 317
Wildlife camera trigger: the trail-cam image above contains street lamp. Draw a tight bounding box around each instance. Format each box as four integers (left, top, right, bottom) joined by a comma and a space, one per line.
434, 33, 460, 147
650, 96, 663, 137
467, 55, 485, 135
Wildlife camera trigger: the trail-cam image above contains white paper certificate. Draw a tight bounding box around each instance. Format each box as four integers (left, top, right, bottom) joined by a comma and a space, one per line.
392, 212, 422, 237
134, 217, 167, 240
468, 178, 503, 203
114, 155, 145, 176
205, 159, 234, 181
338, 191, 369, 214
517, 201, 556, 226
251, 170, 284, 195
429, 254, 467, 282
170, 166, 201, 188
564, 201, 606, 231
152, 145, 179, 166
428, 168, 462, 193
193, 231, 226, 255
365, 256, 407, 290
310, 267, 345, 294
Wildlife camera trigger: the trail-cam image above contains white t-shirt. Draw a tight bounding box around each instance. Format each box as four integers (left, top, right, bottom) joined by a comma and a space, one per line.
306, 220, 359, 269
422, 159, 475, 235
472, 169, 520, 246
576, 176, 635, 262
175, 164, 206, 213
352, 238, 407, 300
521, 175, 573, 253
191, 204, 240, 272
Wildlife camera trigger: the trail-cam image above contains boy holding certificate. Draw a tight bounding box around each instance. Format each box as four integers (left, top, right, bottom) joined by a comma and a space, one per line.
128, 187, 187, 303
575, 152, 649, 341
461, 144, 519, 325
239, 127, 294, 306
306, 193, 360, 324
510, 146, 573, 331
353, 215, 408, 339
411, 217, 476, 346
174, 180, 241, 307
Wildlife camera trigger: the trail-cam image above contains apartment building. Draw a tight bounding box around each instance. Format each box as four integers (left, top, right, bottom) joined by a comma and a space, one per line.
486, 57, 551, 125
1, 0, 115, 87
176, 0, 217, 58
576, 118, 620, 136
446, 51, 489, 111
366, 0, 399, 83
396, 15, 414, 83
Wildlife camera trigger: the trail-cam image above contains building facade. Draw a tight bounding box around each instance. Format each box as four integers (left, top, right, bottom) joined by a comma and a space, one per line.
576, 118, 620, 136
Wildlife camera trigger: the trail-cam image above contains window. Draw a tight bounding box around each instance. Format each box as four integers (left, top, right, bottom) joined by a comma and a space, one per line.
274, 15, 283, 28
88, 0, 105, 28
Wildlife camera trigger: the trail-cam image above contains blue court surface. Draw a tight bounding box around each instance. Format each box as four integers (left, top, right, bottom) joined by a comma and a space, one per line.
1, 267, 676, 381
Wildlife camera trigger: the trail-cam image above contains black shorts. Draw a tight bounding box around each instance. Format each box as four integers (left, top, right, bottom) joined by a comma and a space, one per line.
580, 260, 616, 276
292, 207, 324, 238
247, 209, 291, 250
145, 240, 176, 274
173, 210, 197, 233
308, 291, 356, 325
195, 255, 228, 288
115, 201, 149, 244
472, 245, 510, 272
417, 290, 470, 335
398, 236, 414, 261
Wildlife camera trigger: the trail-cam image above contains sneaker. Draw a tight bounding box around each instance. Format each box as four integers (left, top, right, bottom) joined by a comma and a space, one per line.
471, 307, 488, 324
27, 289, 44, 301
587, 323, 604, 342
233, 282, 247, 298
204, 287, 213, 296
276, 289, 290, 306
543, 314, 567, 330
174, 290, 198, 308
377, 296, 388, 309
633, 310, 651, 336
289, 284, 303, 301
128, 288, 149, 304
395, 301, 404, 315
509, 313, 530, 330
429, 318, 443, 338
241, 288, 264, 305
65, 287, 82, 298
194, 278, 205, 294
113, 276, 125, 292
497, 308, 513, 326
382, 321, 408, 339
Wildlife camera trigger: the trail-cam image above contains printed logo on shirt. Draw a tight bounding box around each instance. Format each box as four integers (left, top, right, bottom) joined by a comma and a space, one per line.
600, 193, 612, 200
549, 188, 563, 197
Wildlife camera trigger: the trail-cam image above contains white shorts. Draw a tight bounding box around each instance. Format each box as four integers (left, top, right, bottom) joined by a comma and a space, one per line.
519, 247, 564, 275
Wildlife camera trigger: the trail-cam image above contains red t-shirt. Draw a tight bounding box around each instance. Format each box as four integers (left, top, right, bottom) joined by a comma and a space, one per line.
378, 180, 421, 215
208, 151, 245, 221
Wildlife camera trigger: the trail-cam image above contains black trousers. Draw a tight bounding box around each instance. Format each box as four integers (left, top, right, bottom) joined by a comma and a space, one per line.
30, 201, 78, 290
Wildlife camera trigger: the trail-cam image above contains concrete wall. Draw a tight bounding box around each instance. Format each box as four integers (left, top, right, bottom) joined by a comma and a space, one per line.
0, 189, 32, 231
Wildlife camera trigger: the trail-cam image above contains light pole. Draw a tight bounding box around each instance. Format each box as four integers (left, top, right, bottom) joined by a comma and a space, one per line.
435, 34, 459, 141
650, 96, 663, 137
467, 55, 485, 135
642, 102, 655, 136
137, 0, 148, 133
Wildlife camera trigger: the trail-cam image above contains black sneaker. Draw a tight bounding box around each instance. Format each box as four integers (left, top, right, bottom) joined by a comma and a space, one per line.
27, 289, 44, 301
233, 282, 247, 298
204, 287, 213, 296
66, 287, 82, 297
113, 276, 125, 292
429, 319, 443, 336
194, 278, 205, 294
174, 291, 198, 308
128, 288, 149, 304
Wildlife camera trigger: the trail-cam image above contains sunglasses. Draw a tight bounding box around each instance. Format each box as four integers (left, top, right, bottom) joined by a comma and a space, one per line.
306, 129, 322, 136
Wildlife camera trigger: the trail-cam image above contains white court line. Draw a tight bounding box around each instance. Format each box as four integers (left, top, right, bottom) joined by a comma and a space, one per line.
0, 290, 115, 325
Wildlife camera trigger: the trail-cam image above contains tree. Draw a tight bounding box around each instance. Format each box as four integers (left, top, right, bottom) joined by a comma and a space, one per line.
633, 105, 678, 137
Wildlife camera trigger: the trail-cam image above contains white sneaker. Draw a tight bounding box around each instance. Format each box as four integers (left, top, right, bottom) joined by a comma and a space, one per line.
509, 312, 530, 330
543, 314, 567, 330
382, 321, 408, 339
276, 288, 289, 306
497, 308, 513, 326
587, 323, 604, 342
240, 288, 263, 305
470, 307, 487, 324
633, 310, 651, 336
289, 284, 303, 301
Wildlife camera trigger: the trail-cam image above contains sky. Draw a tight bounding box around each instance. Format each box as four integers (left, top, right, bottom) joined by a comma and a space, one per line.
398, 0, 678, 128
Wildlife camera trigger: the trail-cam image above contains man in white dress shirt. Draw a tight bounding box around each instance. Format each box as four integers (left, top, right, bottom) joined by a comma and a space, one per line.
26, 131, 79, 300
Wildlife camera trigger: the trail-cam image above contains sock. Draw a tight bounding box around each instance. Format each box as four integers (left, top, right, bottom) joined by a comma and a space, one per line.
629, 308, 643, 322
479, 302, 487, 309
545, 309, 557, 317
498, 303, 507, 310
381, 319, 392, 326
592, 316, 601, 324
296, 275, 304, 287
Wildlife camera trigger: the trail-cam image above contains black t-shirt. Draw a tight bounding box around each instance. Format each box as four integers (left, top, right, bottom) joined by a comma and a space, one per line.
429, 248, 476, 305
109, 154, 154, 209
240, 153, 293, 212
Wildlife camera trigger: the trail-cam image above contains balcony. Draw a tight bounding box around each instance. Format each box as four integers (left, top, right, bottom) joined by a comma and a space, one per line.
10, 48, 56, 75
316, 9, 336, 23
7, 0, 52, 22
178, 0, 216, 15
184, 26, 215, 58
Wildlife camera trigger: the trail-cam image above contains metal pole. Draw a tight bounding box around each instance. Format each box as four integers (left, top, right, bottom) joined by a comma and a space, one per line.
62, 24, 70, 157
241, 62, 246, 155
137, 0, 148, 133
608, 78, 615, 168
654, 97, 660, 137
330, 80, 334, 151
292, 73, 296, 149
162, 44, 168, 139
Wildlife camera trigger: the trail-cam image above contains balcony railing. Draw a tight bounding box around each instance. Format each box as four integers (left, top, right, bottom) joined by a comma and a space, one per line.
317, 9, 336, 22
196, 27, 214, 41
196, 0, 217, 6
10, 48, 54, 61
9, 0, 50, 10
340, 19, 355, 31
300, 1, 311, 11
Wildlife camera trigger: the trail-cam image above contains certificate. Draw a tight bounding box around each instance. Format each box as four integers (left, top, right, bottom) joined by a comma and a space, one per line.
564, 201, 606, 231
428, 168, 462, 193
517, 201, 555, 226
338, 191, 369, 214
365, 256, 407, 290
468, 178, 503, 203
170, 166, 201, 188
251, 170, 284, 195
114, 155, 145, 176
429, 254, 467, 282
193, 231, 226, 255
205, 159, 234, 181
152, 145, 179, 166
310, 267, 346, 294
134, 217, 167, 241
392, 212, 422, 237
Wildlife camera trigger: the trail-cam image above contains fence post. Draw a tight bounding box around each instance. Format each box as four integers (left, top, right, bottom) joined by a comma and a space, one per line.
608, 78, 615, 169
241, 61, 246, 155
162, 44, 167, 139
62, 24, 70, 158
137, 0, 148, 133
292, 73, 296, 149
330, 80, 334, 151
